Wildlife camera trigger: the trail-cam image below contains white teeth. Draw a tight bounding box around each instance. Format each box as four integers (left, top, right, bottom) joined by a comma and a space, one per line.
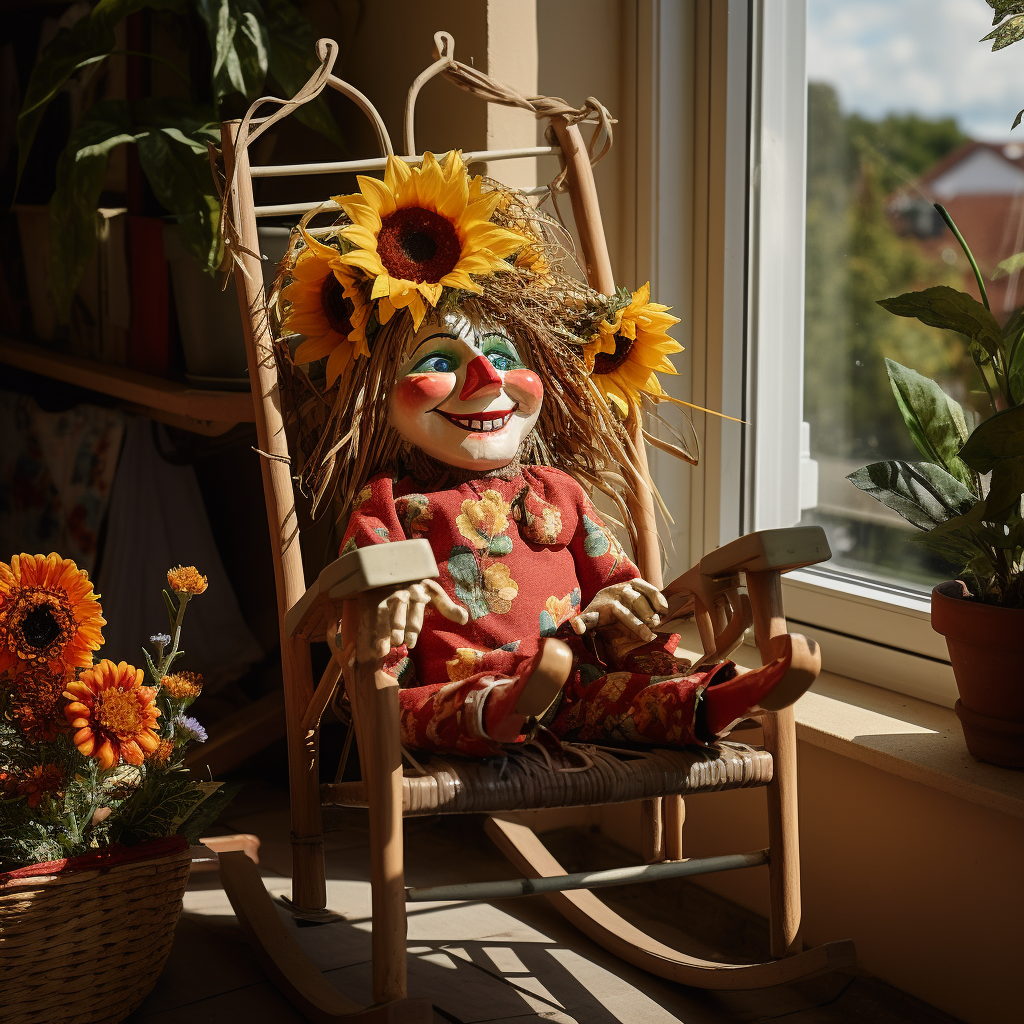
471, 420, 483, 430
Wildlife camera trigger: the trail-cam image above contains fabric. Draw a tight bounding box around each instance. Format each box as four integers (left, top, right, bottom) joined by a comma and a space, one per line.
342, 467, 739, 756
95, 418, 262, 689
0, 392, 125, 573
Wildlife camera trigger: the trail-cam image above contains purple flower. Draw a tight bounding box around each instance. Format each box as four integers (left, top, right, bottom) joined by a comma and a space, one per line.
175, 715, 207, 744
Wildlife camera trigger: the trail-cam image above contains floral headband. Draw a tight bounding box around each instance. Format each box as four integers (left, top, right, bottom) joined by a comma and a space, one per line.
278, 150, 683, 417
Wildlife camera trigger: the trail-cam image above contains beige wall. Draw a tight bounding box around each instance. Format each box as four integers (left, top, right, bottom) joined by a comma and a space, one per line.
600, 742, 1023, 1024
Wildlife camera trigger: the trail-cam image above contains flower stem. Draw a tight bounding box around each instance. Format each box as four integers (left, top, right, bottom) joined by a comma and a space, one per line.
158, 594, 190, 678
935, 203, 990, 310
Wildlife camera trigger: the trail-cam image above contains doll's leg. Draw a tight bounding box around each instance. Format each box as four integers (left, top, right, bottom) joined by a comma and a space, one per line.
551, 645, 798, 747
398, 639, 572, 756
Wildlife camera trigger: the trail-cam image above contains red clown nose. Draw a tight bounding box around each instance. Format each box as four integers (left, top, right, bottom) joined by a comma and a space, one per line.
459, 355, 503, 400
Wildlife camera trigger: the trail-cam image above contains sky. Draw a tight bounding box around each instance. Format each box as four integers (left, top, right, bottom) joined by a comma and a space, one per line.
807, 0, 1024, 140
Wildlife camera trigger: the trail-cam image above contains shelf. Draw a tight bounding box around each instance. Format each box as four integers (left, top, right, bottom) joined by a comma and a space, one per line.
0, 336, 255, 432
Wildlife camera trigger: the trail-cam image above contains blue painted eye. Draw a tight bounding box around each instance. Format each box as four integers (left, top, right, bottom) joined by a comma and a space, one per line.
413, 352, 459, 373
486, 351, 517, 371
483, 336, 523, 372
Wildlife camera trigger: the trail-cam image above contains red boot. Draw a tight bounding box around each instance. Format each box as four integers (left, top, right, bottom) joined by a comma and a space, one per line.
702, 634, 819, 738
482, 638, 574, 742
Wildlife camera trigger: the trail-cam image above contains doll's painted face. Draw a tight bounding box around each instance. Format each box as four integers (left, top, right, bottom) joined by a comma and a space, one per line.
388, 312, 544, 471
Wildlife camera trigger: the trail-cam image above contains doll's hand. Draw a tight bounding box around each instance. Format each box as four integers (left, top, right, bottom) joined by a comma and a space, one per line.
374, 579, 469, 658
570, 579, 669, 643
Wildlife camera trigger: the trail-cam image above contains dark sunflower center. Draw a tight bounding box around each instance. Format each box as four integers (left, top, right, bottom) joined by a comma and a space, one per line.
22, 606, 61, 650
592, 334, 635, 375
320, 274, 354, 336
377, 207, 461, 283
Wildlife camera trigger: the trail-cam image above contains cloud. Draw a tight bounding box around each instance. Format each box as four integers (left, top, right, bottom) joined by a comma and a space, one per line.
807, 0, 1023, 139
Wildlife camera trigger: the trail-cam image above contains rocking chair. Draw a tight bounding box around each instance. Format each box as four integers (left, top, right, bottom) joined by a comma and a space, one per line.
216, 33, 856, 1023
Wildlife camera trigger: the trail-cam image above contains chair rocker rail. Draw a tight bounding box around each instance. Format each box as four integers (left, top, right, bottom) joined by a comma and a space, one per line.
404, 848, 769, 903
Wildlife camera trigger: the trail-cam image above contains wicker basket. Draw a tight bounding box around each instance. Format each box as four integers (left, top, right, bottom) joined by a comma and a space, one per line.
0, 837, 192, 1024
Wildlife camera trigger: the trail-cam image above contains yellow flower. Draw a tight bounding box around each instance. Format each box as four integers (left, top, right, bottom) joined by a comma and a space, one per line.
482, 563, 518, 615
282, 243, 372, 387
544, 593, 575, 628
456, 490, 511, 549
64, 659, 161, 769
584, 283, 683, 415
331, 151, 524, 330
0, 553, 105, 674
446, 647, 485, 682
161, 671, 203, 701
166, 565, 208, 595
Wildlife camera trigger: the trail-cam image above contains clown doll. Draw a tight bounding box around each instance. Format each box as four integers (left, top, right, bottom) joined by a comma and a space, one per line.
276, 152, 814, 758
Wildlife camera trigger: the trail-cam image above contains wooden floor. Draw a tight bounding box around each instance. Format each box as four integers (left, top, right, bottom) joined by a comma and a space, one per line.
126, 782, 964, 1024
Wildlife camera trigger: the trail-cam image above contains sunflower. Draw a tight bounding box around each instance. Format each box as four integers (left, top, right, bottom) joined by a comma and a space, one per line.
64, 660, 161, 769
282, 243, 372, 386
583, 283, 683, 415
331, 151, 524, 330
8, 661, 72, 742
160, 670, 203, 702
0, 553, 104, 674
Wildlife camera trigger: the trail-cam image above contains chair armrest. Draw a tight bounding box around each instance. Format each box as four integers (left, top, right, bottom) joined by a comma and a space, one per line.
696, 526, 831, 579
285, 539, 439, 641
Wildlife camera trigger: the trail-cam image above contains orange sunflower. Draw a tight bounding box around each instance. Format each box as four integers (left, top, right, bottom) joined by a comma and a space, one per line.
166, 565, 208, 596
331, 151, 524, 330
64, 660, 161, 770
7, 660, 73, 742
0, 553, 105, 674
583, 283, 683, 415
281, 244, 372, 386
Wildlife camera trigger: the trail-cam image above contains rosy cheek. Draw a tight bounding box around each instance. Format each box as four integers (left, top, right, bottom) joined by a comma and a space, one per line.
503, 369, 543, 406
394, 373, 455, 410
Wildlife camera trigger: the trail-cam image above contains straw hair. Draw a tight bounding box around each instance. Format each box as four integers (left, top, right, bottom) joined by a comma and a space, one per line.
271, 179, 689, 555
0, 844, 191, 1024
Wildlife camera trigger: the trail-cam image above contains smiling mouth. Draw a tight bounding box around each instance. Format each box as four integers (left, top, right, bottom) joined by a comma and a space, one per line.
440, 406, 518, 432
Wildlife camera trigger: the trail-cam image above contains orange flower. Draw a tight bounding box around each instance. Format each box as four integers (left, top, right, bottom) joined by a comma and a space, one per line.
145, 738, 175, 767
166, 566, 208, 595
0, 553, 105, 673
8, 661, 72, 741
64, 660, 161, 769
2, 764, 65, 808
160, 671, 203, 700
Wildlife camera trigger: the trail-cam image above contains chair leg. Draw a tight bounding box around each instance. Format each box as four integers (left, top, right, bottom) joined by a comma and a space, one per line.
763, 707, 802, 956
641, 798, 664, 863
664, 795, 685, 861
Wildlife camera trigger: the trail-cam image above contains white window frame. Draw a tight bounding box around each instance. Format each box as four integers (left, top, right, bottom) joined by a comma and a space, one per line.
741, 0, 956, 707
637, 0, 957, 708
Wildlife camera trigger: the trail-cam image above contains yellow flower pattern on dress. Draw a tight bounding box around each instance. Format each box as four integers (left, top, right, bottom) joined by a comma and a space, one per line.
396, 494, 433, 538
456, 490, 511, 553
544, 594, 575, 628
446, 647, 485, 682
482, 563, 519, 615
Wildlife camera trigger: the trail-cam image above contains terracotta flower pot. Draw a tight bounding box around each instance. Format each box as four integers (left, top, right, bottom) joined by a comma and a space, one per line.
931, 580, 1024, 768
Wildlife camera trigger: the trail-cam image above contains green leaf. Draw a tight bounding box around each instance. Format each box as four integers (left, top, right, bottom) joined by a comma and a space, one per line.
958, 405, 1024, 472
885, 359, 975, 490
582, 516, 610, 557
982, 12, 1024, 49
982, 458, 1024, 519
877, 286, 1004, 358
49, 100, 138, 317
14, 0, 163, 190
989, 1, 1024, 22
135, 97, 223, 272
163, 589, 179, 628
264, 0, 344, 150
178, 781, 241, 844
487, 535, 513, 557
194, 0, 270, 107
445, 546, 489, 619
1005, 316, 1024, 406
847, 461, 977, 531
993, 251, 1024, 278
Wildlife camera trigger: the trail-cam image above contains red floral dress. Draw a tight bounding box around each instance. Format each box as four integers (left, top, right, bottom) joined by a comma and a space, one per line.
340, 466, 738, 756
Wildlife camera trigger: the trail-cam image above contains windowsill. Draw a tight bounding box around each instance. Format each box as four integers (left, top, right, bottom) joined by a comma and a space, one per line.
671, 624, 1024, 820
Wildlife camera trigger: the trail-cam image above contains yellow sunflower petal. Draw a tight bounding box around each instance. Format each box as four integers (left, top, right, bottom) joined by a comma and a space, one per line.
294, 333, 343, 364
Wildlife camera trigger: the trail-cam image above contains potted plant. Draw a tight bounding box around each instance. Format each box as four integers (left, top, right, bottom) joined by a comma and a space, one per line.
14, 0, 342, 378
0, 554, 235, 1023
848, 205, 1024, 767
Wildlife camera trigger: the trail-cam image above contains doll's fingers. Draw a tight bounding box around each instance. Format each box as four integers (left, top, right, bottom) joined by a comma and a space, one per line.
387, 590, 410, 647
405, 594, 428, 646
374, 597, 393, 658
632, 578, 669, 614
621, 586, 660, 627
612, 602, 657, 642
572, 610, 600, 634
424, 579, 470, 624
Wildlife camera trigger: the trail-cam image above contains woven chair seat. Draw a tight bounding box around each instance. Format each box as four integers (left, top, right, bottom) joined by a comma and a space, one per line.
321, 739, 772, 816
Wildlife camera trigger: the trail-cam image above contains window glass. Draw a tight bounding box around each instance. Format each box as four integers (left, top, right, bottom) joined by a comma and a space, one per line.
801, 0, 1023, 590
